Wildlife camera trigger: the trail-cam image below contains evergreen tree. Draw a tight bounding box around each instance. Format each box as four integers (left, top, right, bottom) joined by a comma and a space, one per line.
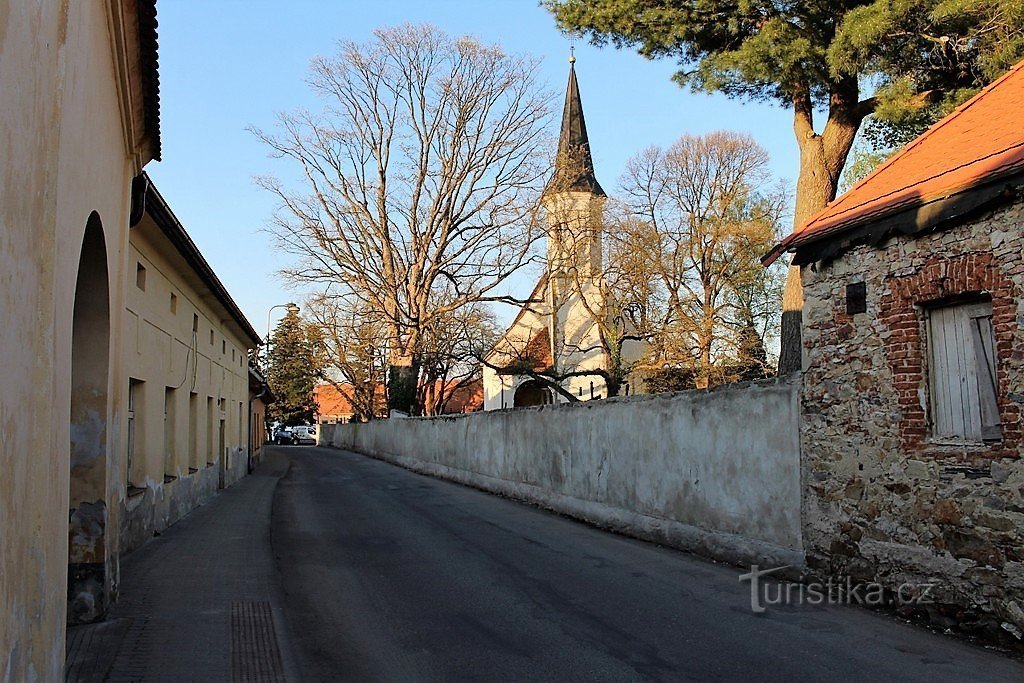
546, 0, 1024, 372
265, 309, 319, 426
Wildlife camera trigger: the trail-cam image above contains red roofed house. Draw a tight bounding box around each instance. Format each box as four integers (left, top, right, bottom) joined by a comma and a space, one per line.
315, 380, 482, 424
766, 60, 1024, 640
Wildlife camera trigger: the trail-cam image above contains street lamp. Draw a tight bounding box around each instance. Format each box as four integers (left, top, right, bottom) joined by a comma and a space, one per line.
265, 302, 300, 351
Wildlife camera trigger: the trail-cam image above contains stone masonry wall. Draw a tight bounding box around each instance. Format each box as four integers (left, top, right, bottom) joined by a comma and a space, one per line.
800, 195, 1024, 644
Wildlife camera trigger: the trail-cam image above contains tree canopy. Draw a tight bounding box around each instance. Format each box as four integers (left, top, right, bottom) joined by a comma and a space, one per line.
255, 24, 553, 414
546, 0, 1024, 373
265, 309, 320, 426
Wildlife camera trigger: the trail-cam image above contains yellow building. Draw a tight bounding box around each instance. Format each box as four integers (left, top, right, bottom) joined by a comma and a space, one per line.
120, 178, 263, 552
0, 2, 269, 677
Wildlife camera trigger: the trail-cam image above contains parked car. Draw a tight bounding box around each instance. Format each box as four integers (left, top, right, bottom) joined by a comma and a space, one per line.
291, 425, 317, 445
273, 427, 295, 445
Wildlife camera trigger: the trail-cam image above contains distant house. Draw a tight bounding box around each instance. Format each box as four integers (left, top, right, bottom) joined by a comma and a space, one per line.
765, 59, 1024, 638
314, 380, 483, 424
314, 383, 386, 424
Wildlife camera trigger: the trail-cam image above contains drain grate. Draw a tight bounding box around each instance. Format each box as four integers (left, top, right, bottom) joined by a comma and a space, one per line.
230, 602, 286, 682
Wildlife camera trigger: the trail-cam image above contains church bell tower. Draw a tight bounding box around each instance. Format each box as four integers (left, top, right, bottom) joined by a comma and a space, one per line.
542, 53, 606, 280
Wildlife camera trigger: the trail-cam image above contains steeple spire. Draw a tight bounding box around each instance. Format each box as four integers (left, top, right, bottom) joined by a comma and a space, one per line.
545, 55, 605, 197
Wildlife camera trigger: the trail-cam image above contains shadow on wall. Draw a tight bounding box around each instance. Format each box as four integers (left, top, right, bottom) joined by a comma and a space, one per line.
68, 212, 111, 625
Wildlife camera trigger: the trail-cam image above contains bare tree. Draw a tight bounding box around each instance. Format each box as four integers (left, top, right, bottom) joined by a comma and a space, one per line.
307, 294, 388, 422
418, 301, 500, 415
620, 131, 785, 388
254, 24, 553, 414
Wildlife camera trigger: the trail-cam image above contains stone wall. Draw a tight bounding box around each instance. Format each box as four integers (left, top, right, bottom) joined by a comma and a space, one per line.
800, 196, 1024, 644
322, 379, 803, 568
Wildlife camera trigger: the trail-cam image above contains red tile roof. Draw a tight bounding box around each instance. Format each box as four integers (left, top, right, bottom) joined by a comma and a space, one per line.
765, 59, 1024, 265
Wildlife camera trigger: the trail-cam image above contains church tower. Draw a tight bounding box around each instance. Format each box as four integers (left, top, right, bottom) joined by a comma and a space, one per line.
542, 54, 606, 279
541, 54, 608, 381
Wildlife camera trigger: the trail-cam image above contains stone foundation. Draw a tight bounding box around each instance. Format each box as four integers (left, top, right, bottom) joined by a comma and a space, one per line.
800, 197, 1024, 645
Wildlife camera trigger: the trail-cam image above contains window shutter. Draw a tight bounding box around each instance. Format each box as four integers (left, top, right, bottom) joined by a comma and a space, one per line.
969, 313, 1002, 441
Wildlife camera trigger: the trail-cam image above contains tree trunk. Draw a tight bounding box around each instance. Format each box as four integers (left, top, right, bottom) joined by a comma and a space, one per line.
777, 83, 865, 374
387, 361, 420, 415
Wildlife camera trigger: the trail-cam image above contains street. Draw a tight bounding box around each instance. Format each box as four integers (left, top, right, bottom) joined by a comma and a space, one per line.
67, 445, 1024, 681
271, 446, 1024, 682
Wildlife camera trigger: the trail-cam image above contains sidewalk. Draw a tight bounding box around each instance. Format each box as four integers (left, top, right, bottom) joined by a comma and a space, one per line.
65, 451, 297, 682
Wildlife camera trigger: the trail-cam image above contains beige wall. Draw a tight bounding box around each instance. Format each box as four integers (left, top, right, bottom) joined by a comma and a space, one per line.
0, 1, 147, 677
119, 217, 253, 551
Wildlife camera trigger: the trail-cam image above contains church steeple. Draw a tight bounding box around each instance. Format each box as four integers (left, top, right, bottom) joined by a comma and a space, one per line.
545, 54, 605, 197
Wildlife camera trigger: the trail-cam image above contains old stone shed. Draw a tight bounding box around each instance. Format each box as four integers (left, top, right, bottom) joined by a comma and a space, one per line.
766, 59, 1024, 641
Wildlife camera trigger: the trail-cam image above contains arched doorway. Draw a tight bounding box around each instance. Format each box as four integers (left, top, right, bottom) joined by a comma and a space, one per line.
513, 380, 554, 407
68, 212, 110, 624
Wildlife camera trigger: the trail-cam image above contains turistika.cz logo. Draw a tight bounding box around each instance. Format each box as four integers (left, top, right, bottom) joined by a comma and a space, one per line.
738, 565, 937, 614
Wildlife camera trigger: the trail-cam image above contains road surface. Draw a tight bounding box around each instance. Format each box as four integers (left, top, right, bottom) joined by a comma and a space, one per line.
270, 445, 1024, 681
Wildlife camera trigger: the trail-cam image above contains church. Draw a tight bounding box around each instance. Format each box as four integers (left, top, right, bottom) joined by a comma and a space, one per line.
482, 57, 648, 410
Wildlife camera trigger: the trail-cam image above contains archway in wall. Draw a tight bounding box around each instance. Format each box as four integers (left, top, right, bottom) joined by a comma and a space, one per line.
68, 212, 110, 625
513, 380, 553, 407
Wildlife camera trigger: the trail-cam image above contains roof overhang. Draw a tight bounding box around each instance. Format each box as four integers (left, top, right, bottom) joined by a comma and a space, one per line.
106, 0, 161, 168
766, 174, 1022, 267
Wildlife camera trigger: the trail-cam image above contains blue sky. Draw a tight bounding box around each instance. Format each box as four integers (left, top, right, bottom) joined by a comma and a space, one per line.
149, 0, 798, 335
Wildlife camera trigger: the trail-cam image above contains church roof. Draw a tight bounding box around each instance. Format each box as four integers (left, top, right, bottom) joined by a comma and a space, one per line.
544, 58, 605, 197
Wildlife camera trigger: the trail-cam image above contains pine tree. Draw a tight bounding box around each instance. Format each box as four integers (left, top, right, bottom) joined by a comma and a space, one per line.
546, 0, 1024, 372
265, 309, 319, 426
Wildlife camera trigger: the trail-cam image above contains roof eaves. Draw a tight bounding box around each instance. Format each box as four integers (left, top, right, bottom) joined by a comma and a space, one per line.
137, 0, 161, 162
764, 59, 1024, 266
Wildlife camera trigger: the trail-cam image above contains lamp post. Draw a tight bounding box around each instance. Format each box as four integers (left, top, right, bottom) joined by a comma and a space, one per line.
264, 302, 300, 361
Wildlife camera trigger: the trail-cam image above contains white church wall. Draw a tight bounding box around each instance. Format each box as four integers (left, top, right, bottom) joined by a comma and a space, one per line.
322, 377, 803, 568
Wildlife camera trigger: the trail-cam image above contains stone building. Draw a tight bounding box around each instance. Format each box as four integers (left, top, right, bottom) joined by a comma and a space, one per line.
120, 177, 265, 552
483, 58, 646, 410
765, 60, 1024, 640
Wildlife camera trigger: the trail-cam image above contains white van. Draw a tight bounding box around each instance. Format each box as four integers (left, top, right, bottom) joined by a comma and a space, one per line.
290, 425, 317, 445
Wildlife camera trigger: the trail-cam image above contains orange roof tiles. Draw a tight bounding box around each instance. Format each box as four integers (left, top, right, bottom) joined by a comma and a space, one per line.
765, 59, 1024, 265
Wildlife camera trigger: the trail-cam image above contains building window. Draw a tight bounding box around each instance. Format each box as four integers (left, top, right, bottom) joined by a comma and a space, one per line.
136, 263, 147, 291
127, 379, 143, 485
193, 313, 199, 334
210, 329, 215, 345
222, 340, 226, 355
164, 386, 177, 479
926, 300, 1001, 443
170, 292, 178, 314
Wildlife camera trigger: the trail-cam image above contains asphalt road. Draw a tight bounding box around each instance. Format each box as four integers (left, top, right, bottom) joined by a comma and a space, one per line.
270, 445, 1024, 682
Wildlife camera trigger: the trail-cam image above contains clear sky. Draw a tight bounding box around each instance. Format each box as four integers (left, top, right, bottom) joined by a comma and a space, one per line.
149, 0, 798, 336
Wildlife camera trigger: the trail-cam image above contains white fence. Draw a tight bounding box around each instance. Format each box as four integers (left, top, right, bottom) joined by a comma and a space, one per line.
321, 379, 803, 567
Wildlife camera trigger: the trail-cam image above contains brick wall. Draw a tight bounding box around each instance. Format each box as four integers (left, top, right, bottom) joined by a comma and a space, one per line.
800, 196, 1024, 644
